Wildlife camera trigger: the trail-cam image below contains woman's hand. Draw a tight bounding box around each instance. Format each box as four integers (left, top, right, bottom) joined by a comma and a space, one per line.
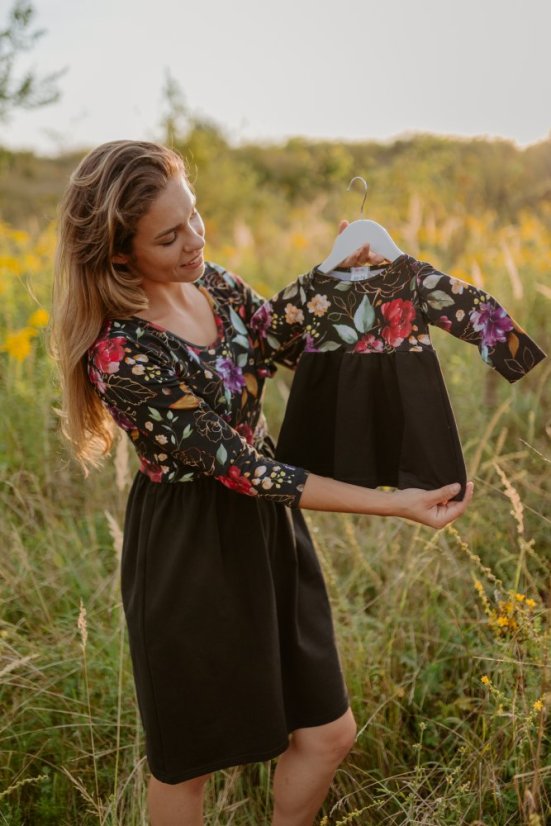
389, 482, 474, 528
337, 219, 388, 268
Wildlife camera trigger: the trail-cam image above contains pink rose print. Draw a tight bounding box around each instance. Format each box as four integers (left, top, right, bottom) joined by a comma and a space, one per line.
381, 299, 416, 347
236, 422, 255, 444
436, 315, 452, 332
216, 465, 256, 495
93, 336, 127, 374
354, 334, 384, 353
139, 455, 164, 483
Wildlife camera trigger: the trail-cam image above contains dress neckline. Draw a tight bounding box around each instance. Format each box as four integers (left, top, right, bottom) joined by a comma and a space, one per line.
129, 277, 225, 351
312, 253, 410, 283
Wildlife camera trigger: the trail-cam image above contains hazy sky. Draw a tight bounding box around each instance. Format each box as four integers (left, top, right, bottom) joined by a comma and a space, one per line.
3, 0, 550, 155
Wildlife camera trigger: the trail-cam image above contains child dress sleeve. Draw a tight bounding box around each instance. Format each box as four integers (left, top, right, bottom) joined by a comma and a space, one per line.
237, 271, 311, 374
88, 328, 310, 507
412, 259, 547, 382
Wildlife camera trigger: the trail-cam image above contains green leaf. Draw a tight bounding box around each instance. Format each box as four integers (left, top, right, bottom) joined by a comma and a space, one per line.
266, 333, 281, 350
426, 290, 455, 310
229, 306, 248, 335
182, 424, 192, 439
335, 325, 358, 344
335, 281, 352, 291
147, 406, 163, 421
353, 295, 375, 333
422, 274, 441, 290
282, 283, 298, 300
233, 334, 249, 349
318, 340, 341, 351
216, 444, 228, 466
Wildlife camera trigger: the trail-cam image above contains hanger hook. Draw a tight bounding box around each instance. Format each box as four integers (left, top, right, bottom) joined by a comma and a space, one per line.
347, 176, 368, 216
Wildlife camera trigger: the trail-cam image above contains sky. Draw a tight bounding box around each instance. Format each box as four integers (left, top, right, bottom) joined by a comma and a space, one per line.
2, 0, 550, 155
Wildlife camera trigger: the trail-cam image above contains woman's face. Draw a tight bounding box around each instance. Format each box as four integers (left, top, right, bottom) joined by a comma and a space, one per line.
114, 174, 206, 285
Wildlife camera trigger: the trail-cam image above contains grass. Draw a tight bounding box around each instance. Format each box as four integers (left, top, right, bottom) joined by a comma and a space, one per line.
0, 209, 549, 824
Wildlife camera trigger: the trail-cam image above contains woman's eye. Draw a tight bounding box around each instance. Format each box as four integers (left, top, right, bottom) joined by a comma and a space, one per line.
160, 234, 177, 246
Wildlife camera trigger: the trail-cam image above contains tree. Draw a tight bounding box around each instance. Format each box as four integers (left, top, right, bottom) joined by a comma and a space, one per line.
0, 0, 63, 120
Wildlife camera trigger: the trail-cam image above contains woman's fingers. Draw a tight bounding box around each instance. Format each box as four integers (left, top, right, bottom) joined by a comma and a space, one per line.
428, 481, 474, 528
336, 219, 386, 267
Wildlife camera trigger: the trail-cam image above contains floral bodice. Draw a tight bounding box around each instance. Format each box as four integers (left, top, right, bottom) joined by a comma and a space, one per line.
249, 254, 546, 381
86, 262, 308, 506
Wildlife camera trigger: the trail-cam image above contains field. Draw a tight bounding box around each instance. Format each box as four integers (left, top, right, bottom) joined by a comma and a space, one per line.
0, 133, 550, 824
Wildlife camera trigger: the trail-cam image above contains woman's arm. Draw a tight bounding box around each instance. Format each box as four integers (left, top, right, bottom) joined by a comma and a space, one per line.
298, 473, 474, 529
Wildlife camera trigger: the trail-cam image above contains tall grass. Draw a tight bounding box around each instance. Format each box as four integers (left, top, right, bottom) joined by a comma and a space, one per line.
0, 205, 549, 824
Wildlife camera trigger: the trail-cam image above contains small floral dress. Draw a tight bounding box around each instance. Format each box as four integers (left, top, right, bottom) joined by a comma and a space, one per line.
87, 262, 349, 784
250, 254, 546, 501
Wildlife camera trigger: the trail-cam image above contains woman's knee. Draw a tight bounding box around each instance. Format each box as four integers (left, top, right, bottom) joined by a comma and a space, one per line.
293, 708, 357, 763
149, 771, 212, 796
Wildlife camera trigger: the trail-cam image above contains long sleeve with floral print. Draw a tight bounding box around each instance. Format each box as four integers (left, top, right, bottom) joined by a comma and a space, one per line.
86, 263, 309, 506
251, 254, 546, 382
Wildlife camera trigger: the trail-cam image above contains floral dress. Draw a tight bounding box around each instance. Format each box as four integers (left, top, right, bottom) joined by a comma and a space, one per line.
87, 262, 349, 784
250, 254, 546, 501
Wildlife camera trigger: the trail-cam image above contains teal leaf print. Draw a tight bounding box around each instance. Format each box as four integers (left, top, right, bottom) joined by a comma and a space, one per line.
422, 274, 441, 290
216, 443, 228, 466
233, 333, 249, 350
335, 281, 352, 291
182, 424, 192, 439
229, 306, 248, 336
335, 325, 359, 344
318, 340, 342, 351
147, 406, 163, 422
282, 282, 299, 300
353, 295, 375, 333
267, 334, 281, 350
426, 290, 455, 310
237, 352, 248, 368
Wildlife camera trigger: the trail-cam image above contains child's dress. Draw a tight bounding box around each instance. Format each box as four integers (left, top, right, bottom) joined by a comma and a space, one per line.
250, 254, 546, 501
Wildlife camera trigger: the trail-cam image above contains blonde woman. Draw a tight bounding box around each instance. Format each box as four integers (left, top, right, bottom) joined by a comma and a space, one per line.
51, 140, 473, 826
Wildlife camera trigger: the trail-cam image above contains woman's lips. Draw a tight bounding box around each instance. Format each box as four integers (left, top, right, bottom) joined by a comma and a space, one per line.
182, 252, 203, 269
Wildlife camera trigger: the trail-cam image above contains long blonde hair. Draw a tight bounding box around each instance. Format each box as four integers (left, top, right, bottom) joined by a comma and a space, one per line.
50, 140, 187, 474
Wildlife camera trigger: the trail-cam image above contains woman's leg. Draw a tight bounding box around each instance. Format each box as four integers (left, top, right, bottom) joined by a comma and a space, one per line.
272, 708, 357, 826
147, 772, 212, 826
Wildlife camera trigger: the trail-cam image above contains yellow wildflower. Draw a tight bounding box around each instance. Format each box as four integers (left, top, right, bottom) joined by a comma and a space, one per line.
481, 675, 491, 686
514, 592, 525, 602
0, 327, 37, 361
526, 598, 536, 609
28, 308, 49, 327
291, 232, 308, 250
474, 580, 484, 593
533, 699, 544, 712
496, 616, 509, 627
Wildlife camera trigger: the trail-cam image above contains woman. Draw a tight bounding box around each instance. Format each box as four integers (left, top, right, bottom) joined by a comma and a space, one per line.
51, 140, 473, 826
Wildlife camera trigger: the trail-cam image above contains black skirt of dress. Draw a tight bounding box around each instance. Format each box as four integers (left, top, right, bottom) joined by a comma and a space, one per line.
120, 470, 349, 784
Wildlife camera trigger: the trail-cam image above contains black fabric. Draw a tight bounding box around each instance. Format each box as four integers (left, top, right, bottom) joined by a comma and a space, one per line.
121, 470, 349, 784
275, 349, 467, 498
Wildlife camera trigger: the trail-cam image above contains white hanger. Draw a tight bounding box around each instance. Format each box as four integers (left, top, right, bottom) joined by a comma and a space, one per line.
318, 177, 403, 274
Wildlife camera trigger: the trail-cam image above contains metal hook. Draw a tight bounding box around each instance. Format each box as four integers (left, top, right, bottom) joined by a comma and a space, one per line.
347, 176, 368, 216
